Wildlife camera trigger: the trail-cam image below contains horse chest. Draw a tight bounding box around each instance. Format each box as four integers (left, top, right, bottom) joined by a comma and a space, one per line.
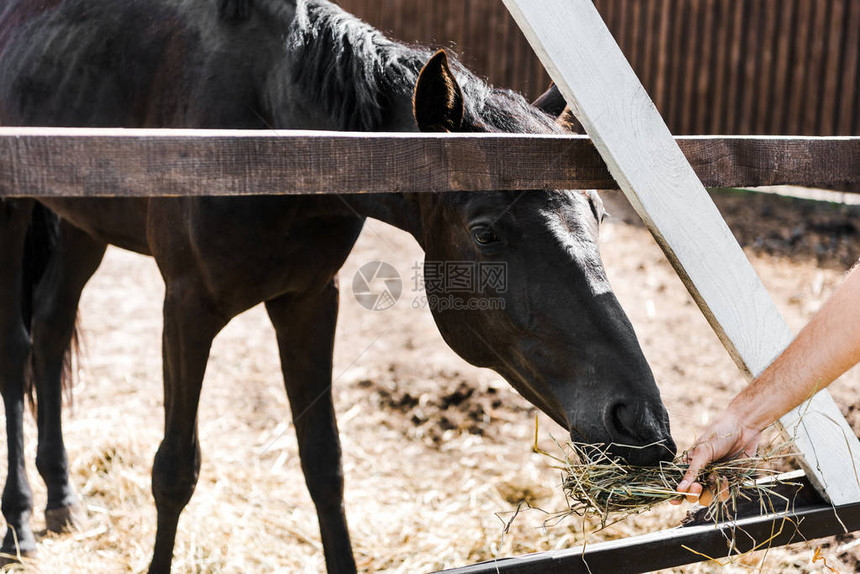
38, 198, 151, 254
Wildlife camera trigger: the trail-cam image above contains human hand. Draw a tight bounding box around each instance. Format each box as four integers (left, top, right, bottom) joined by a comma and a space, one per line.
672, 410, 761, 505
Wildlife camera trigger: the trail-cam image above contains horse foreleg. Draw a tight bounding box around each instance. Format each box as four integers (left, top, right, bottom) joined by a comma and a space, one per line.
148, 282, 225, 574
31, 222, 106, 533
0, 199, 36, 559
266, 281, 357, 574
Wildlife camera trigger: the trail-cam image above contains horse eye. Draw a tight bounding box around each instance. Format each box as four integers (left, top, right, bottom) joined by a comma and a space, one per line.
471, 226, 501, 246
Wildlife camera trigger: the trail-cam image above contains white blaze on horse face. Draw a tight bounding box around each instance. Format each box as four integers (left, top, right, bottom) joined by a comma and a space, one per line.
545, 208, 611, 297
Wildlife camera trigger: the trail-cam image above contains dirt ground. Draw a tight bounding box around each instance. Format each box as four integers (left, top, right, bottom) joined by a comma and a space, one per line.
2, 188, 859, 573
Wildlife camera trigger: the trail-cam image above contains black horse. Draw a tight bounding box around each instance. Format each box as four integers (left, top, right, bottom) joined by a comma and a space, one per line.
0, 0, 675, 571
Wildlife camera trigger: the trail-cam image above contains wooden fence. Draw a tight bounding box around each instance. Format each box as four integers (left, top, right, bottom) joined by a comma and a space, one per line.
341, 0, 860, 136
1, 130, 856, 197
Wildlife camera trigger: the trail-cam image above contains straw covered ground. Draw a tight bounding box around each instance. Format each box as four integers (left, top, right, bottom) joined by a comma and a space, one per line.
2, 189, 859, 573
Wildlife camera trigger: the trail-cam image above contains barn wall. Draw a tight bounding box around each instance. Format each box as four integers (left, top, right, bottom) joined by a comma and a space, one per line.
339, 0, 860, 136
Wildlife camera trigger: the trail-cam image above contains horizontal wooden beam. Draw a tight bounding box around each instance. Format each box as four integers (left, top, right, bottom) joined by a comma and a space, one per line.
436, 498, 860, 574
0, 128, 855, 197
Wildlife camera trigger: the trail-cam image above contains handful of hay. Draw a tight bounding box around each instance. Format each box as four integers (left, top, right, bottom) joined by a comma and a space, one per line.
547, 439, 796, 528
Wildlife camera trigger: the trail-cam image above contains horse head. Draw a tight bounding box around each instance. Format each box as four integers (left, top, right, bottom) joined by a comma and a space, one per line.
410, 51, 675, 466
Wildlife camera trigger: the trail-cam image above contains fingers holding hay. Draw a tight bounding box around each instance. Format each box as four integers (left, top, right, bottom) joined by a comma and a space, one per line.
553, 436, 797, 529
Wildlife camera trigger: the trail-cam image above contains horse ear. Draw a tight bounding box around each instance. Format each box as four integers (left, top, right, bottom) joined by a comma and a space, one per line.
532, 83, 585, 133
532, 83, 567, 117
413, 50, 464, 132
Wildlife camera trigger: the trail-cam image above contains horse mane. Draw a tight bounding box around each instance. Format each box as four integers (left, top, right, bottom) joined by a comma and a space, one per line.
286, 0, 561, 133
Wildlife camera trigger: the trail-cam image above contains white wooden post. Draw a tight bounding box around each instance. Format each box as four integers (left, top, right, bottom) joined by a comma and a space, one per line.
502, 0, 860, 505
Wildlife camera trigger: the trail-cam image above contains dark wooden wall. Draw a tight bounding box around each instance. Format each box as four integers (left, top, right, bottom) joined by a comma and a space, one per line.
339, 0, 860, 136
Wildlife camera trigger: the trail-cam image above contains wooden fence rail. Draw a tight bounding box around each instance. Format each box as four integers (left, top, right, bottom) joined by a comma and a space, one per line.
0, 129, 856, 197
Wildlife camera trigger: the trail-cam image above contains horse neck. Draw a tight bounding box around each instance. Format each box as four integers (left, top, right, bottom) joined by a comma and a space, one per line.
253, 0, 299, 22
263, 65, 425, 238
258, 0, 430, 241
263, 58, 420, 133
336, 193, 426, 248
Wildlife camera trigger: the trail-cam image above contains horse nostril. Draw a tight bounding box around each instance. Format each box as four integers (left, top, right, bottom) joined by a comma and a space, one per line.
660, 434, 678, 460
609, 402, 637, 440
607, 401, 677, 464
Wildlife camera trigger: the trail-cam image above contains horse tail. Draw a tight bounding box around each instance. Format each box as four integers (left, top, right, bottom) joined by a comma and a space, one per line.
21, 204, 78, 411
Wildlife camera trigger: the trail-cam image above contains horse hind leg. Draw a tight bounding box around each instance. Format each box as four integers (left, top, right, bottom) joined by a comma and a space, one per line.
30, 221, 106, 533
0, 199, 37, 559
266, 282, 357, 574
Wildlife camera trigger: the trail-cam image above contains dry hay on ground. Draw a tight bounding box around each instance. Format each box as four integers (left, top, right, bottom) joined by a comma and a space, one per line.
1, 189, 859, 573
